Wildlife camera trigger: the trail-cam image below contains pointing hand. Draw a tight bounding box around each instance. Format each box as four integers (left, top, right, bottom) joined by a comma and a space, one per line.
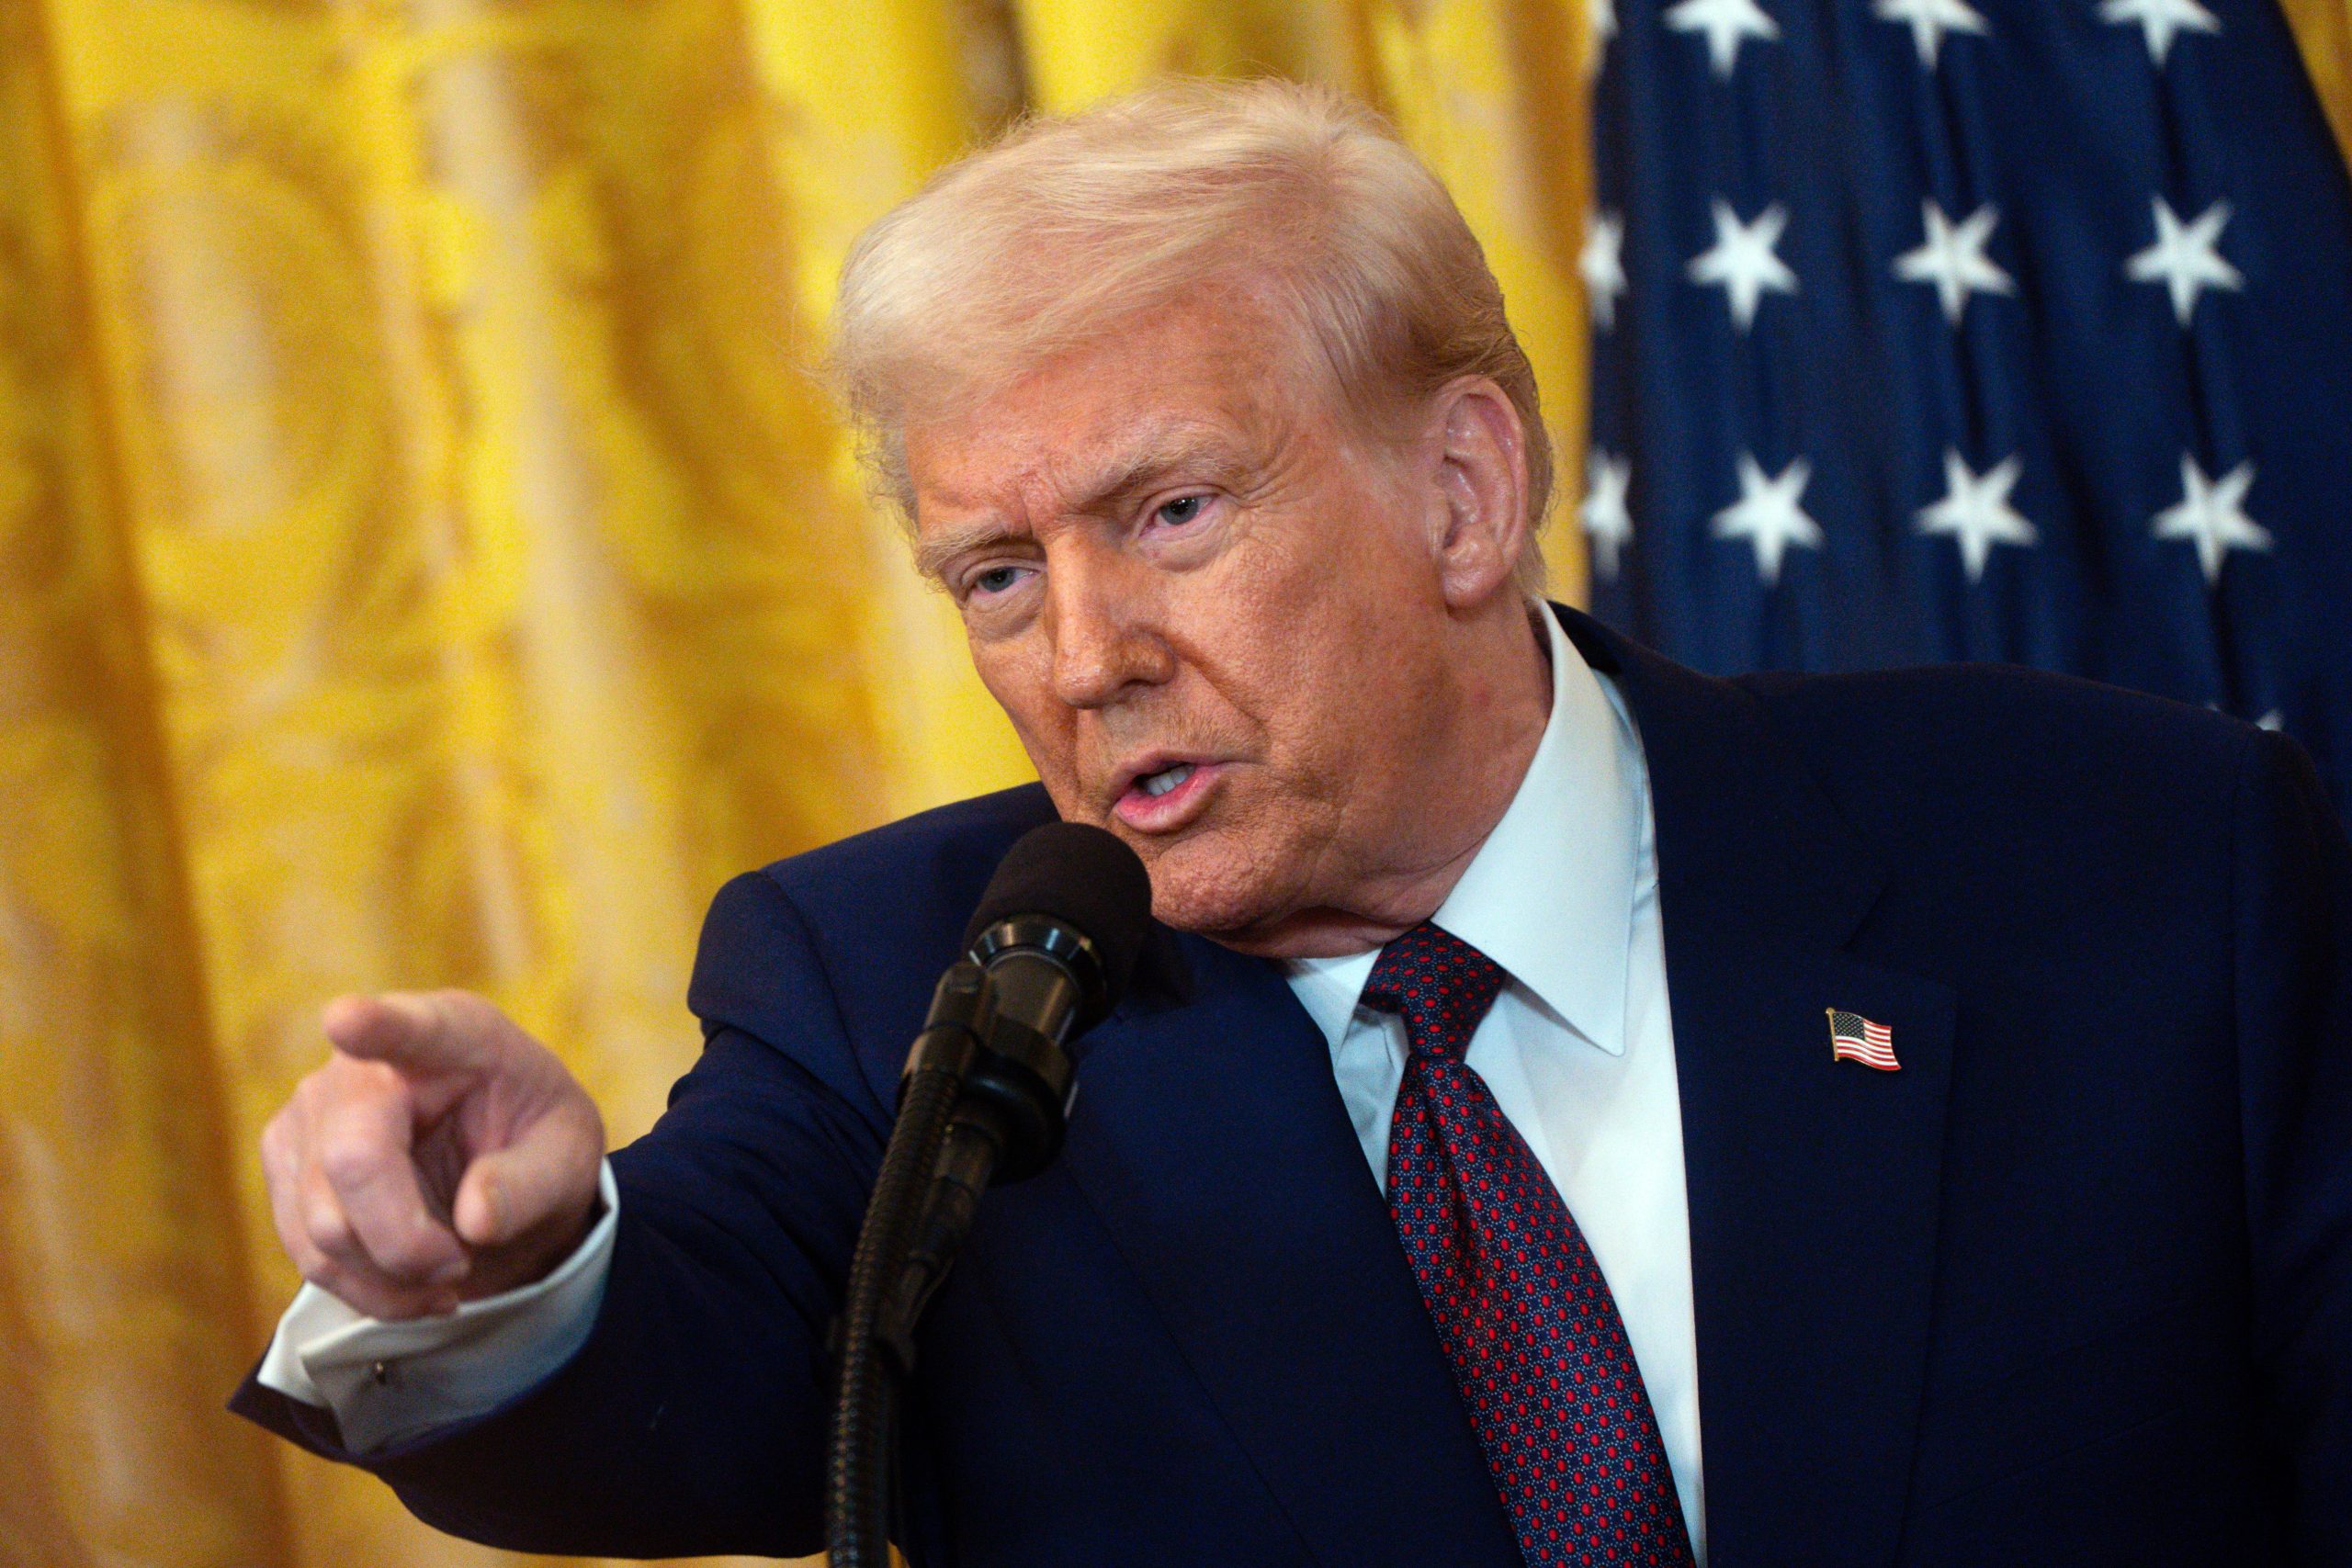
259, 990, 606, 1319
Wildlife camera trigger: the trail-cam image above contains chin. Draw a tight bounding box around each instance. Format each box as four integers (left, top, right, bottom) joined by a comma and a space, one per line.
1131, 832, 1293, 942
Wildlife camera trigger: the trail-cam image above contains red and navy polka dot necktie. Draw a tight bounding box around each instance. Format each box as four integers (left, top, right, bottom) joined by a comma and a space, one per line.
1365, 921, 1694, 1568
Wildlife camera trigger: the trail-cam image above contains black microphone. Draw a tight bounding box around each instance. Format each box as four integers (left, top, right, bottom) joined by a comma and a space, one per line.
947, 820, 1154, 1169
827, 822, 1151, 1567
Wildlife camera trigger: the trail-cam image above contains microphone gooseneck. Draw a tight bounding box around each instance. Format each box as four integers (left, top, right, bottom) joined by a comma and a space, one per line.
826, 822, 1151, 1568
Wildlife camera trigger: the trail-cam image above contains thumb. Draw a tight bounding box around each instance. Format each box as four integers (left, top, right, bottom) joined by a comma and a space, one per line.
452, 1108, 600, 1248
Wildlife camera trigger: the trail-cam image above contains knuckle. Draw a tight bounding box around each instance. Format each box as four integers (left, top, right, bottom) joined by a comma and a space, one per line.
316, 1132, 383, 1190
303, 1195, 354, 1255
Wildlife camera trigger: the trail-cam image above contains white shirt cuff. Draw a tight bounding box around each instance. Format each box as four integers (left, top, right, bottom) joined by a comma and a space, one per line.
255, 1157, 619, 1454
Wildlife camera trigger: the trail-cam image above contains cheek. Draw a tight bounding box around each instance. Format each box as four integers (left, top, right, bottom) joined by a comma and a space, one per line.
1172, 527, 1404, 768
971, 641, 1074, 777
1253, 603, 1442, 798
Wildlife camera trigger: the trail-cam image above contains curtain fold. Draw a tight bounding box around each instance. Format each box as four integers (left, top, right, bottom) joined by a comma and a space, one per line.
1, 4, 2346, 1565
2, 11, 298, 1563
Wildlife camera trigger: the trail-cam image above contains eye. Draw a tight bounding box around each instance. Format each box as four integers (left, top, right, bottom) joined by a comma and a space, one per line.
1153, 494, 1209, 527
968, 564, 1030, 598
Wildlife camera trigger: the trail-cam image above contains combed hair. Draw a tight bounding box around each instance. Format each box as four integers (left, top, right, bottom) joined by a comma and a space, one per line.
831, 77, 1553, 592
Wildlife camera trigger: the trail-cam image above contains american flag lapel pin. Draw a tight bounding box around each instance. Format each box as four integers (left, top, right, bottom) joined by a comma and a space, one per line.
1827, 1008, 1899, 1071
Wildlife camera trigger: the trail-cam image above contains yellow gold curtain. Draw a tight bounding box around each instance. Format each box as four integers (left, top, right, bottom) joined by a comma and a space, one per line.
3, 4, 2348, 1566
2284, 0, 2352, 165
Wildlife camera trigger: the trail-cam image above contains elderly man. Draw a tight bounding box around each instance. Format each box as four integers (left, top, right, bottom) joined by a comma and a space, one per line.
232, 81, 2350, 1566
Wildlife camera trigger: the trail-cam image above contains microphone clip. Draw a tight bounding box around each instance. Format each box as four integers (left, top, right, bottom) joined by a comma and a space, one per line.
902, 920, 1092, 1182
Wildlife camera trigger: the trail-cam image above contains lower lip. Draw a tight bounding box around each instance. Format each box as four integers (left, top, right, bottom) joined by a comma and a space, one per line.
1114, 762, 1223, 832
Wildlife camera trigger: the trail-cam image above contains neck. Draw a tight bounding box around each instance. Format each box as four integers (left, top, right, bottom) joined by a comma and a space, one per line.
1212, 601, 1555, 960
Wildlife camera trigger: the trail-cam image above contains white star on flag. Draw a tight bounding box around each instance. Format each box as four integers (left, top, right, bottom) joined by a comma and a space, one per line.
1689, 199, 1798, 333
2126, 197, 2244, 326
1589, 0, 1617, 74
1666, 0, 1781, 79
1581, 449, 1634, 581
2098, 0, 2221, 66
1582, 209, 1627, 331
1873, 0, 1988, 69
1917, 449, 2035, 581
1713, 452, 1824, 584
1894, 200, 2015, 325
2154, 455, 2269, 585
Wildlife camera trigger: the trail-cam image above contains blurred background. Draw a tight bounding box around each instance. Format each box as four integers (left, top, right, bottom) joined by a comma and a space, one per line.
2, 2, 2347, 1565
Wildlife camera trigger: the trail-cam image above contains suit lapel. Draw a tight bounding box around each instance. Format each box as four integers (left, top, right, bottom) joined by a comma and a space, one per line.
1571, 608, 1957, 1568
1060, 936, 1522, 1568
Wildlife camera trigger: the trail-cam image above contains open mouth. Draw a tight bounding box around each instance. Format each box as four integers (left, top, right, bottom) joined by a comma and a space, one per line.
1113, 759, 1221, 831
1136, 762, 1193, 798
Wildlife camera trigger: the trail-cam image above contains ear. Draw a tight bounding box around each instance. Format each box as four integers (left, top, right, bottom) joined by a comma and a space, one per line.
1425, 377, 1532, 610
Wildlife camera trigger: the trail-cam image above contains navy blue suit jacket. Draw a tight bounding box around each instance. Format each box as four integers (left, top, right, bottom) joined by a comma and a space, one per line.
233, 607, 2352, 1565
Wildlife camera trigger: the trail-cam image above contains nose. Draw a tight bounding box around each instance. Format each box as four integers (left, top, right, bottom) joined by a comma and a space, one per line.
1043, 542, 1173, 709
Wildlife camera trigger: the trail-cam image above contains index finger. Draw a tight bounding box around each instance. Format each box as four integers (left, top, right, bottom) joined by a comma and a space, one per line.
322, 991, 489, 1077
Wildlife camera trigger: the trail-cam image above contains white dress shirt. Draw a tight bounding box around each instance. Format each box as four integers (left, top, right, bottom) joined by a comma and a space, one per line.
260, 607, 1707, 1560
1284, 606, 1704, 1560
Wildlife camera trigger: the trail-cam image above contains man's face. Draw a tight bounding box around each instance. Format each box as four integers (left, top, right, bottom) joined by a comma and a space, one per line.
907, 295, 1509, 955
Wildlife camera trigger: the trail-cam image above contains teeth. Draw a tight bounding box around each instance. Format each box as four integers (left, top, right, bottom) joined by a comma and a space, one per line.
1140, 763, 1193, 798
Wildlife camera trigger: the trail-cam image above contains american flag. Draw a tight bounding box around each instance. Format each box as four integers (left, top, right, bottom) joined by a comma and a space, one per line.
1827, 1008, 1900, 1070
1582, 0, 2352, 823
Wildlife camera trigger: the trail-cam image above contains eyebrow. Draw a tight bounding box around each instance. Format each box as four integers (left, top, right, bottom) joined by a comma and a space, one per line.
911, 422, 1250, 582
914, 517, 1030, 582
1077, 429, 1244, 511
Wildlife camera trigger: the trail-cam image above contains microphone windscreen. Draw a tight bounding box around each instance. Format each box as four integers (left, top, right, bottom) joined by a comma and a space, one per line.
963, 821, 1154, 1007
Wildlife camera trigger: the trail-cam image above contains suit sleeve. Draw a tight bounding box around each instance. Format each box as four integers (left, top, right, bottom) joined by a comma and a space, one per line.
2233, 729, 2352, 1563
228, 868, 889, 1560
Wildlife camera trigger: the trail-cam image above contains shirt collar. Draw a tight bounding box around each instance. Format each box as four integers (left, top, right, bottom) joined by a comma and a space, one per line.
1284, 604, 1645, 1057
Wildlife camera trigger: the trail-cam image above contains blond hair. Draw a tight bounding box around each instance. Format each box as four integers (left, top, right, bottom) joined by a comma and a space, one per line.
832, 77, 1553, 592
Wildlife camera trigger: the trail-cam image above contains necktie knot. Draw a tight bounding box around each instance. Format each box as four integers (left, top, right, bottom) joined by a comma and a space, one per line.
1360, 922, 1507, 1066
